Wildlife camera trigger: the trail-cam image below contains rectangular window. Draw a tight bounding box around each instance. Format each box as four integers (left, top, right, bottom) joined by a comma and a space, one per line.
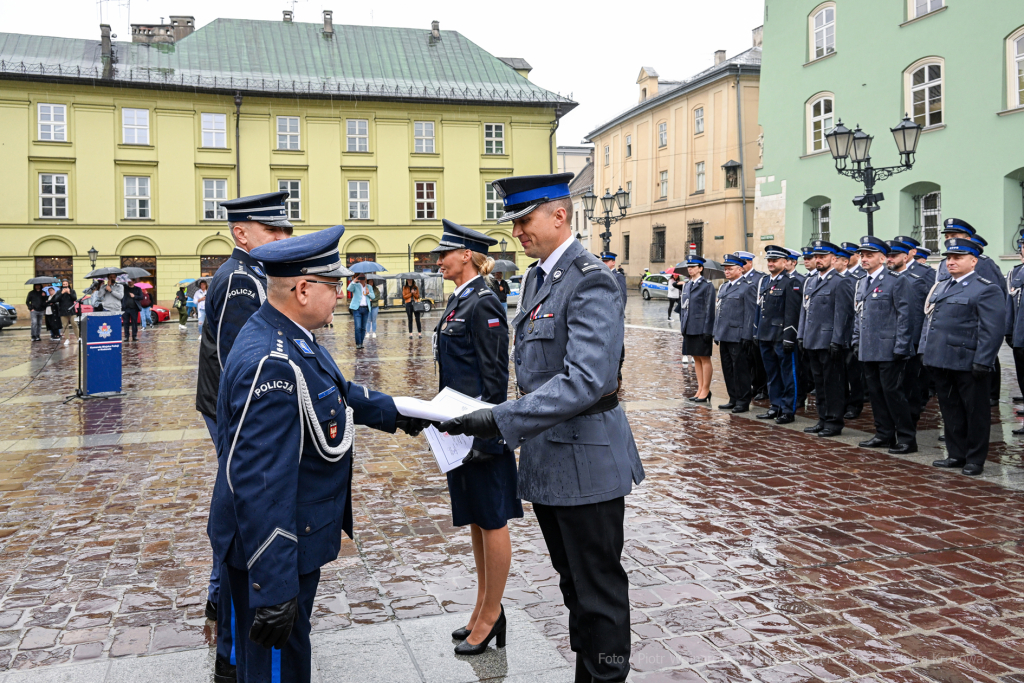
39, 173, 68, 218
912, 64, 942, 127
38, 103, 67, 141
694, 108, 704, 134
414, 121, 435, 153
122, 108, 149, 145
650, 227, 666, 263
485, 183, 503, 221
604, 145, 610, 165
346, 119, 369, 152
625, 135, 632, 158
814, 7, 835, 59
814, 204, 831, 241
811, 97, 834, 152
124, 176, 150, 219
688, 222, 704, 259
659, 170, 668, 199
915, 0, 943, 18
484, 123, 504, 154
35, 256, 73, 282
921, 192, 941, 252
696, 162, 706, 192
415, 181, 436, 219
658, 122, 667, 147
203, 178, 227, 220
623, 234, 630, 263
278, 179, 301, 220
348, 181, 369, 220
277, 116, 300, 150
626, 181, 633, 207
201, 113, 227, 148
1016, 36, 1024, 107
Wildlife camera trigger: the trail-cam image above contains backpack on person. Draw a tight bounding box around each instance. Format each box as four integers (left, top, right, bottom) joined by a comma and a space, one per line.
140, 291, 151, 308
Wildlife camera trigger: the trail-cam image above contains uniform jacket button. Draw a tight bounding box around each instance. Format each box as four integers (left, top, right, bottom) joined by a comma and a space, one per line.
573, 433, 579, 440
330, 409, 336, 416
277, 331, 283, 336
516, 357, 522, 365
252, 583, 261, 590
305, 526, 311, 533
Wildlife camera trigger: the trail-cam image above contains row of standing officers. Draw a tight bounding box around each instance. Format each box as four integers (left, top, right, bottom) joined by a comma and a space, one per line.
678, 217, 1013, 477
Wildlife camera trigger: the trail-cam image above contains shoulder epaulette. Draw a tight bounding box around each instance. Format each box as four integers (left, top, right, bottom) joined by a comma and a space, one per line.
477, 288, 493, 296
574, 253, 603, 274
908, 271, 921, 279
979, 277, 993, 285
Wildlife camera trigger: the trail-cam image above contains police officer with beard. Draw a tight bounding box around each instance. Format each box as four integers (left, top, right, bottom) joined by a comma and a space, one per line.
887, 236, 932, 426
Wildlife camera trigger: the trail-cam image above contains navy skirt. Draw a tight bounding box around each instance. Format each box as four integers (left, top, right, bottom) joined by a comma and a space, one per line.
683, 334, 713, 357
446, 449, 524, 529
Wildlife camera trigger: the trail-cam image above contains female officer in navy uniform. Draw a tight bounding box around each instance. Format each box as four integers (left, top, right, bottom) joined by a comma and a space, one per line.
433, 219, 523, 655
679, 256, 716, 402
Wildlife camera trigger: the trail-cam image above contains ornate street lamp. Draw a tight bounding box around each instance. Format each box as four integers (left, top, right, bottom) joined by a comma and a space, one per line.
499, 238, 507, 260
88, 246, 98, 268
825, 114, 922, 236
583, 187, 629, 253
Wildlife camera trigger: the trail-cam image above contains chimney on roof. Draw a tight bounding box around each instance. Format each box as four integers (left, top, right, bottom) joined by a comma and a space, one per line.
714, 50, 727, 66
283, 10, 293, 22
170, 16, 195, 42
323, 10, 334, 35
431, 20, 441, 40
752, 25, 763, 48
100, 24, 112, 60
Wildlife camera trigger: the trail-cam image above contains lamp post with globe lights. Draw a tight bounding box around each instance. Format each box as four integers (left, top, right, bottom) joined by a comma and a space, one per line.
582, 187, 630, 254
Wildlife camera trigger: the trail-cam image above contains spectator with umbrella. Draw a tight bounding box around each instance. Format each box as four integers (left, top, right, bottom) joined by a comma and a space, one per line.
174, 284, 189, 330
91, 272, 124, 315
136, 283, 153, 330
44, 285, 62, 340
347, 274, 375, 349
402, 276, 423, 337
54, 278, 78, 344
120, 277, 142, 341
24, 278, 50, 341
366, 277, 384, 339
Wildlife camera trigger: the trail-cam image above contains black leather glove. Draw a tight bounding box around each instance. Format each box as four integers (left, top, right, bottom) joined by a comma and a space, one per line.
972, 363, 991, 379
893, 352, 910, 362
714, 339, 720, 346
438, 408, 500, 440
250, 598, 298, 650
1007, 334, 1014, 348
852, 343, 860, 358
782, 340, 796, 353
797, 340, 805, 353
703, 334, 713, 345
462, 449, 497, 465
395, 415, 432, 437
829, 342, 843, 359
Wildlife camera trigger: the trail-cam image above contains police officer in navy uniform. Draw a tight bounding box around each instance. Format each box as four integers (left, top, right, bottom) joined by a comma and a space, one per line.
439, 173, 644, 683
714, 254, 756, 413
922, 238, 1004, 476
431, 220, 524, 655
734, 251, 768, 400
600, 251, 628, 307
1006, 234, 1024, 433
755, 245, 802, 424
208, 226, 428, 682
887, 236, 932, 425
680, 256, 716, 402
798, 240, 855, 437
833, 244, 865, 419
842, 242, 868, 281
915, 246, 934, 266
196, 191, 293, 682
853, 236, 916, 453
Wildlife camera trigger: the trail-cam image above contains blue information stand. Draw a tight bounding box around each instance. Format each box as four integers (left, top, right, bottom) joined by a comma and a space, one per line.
78, 312, 124, 397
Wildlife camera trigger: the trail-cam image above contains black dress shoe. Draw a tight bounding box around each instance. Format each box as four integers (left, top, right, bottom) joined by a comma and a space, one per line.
888, 443, 918, 455
859, 436, 892, 448
205, 600, 217, 621
818, 428, 843, 437
451, 626, 472, 640
756, 409, 780, 420
1016, 409, 1024, 416
731, 405, 750, 414
938, 434, 945, 442
718, 402, 736, 410
1014, 395, 1024, 402
932, 457, 966, 468
1013, 427, 1024, 435
843, 409, 862, 420
803, 424, 824, 434
775, 413, 795, 424
454, 606, 506, 655
753, 391, 769, 401
962, 464, 984, 476
214, 657, 237, 682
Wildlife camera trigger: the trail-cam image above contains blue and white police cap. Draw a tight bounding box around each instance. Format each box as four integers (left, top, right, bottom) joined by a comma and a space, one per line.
942, 238, 983, 257
942, 217, 976, 236
491, 173, 574, 224
733, 251, 755, 262
600, 252, 618, 261
784, 248, 801, 261
250, 225, 354, 278
219, 191, 293, 228
886, 240, 911, 254
857, 235, 889, 254
811, 240, 842, 256
764, 244, 789, 259
834, 247, 852, 259
723, 254, 746, 267
431, 219, 497, 254
969, 234, 988, 247
840, 242, 860, 254
915, 246, 932, 258
893, 235, 921, 248
686, 256, 707, 267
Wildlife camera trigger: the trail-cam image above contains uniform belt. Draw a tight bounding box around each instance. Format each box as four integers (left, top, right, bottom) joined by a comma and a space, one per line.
517, 388, 619, 415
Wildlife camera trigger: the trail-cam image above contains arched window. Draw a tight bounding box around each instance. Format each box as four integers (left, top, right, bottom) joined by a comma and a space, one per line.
1017, 35, 1024, 107
812, 5, 835, 60
1009, 27, 1024, 109
809, 96, 834, 152
906, 61, 943, 127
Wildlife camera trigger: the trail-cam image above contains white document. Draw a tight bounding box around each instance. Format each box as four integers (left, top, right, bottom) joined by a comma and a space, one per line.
393, 388, 493, 473
423, 426, 474, 473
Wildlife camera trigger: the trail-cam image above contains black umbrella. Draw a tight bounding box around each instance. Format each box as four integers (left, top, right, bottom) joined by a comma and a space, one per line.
25, 276, 58, 285
121, 267, 152, 279
701, 259, 726, 280
492, 259, 518, 273
85, 267, 126, 279
388, 272, 437, 280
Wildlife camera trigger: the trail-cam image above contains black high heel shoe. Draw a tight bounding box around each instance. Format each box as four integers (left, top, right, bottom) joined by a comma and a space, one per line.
454, 605, 506, 655
690, 393, 711, 403
451, 626, 471, 640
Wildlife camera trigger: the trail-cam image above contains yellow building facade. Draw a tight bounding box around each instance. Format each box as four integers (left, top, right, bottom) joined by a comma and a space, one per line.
0, 16, 574, 309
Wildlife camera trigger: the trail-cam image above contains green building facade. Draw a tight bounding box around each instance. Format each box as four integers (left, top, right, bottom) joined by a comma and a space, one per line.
754, 0, 1024, 268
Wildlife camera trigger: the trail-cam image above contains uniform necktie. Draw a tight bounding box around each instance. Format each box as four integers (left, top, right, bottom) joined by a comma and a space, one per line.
535, 267, 546, 295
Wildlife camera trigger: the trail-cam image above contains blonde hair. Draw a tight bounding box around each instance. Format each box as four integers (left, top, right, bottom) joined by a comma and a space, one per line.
471, 251, 495, 277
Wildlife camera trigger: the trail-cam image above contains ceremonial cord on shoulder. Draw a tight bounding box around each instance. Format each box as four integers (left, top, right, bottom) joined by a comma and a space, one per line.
289, 360, 354, 461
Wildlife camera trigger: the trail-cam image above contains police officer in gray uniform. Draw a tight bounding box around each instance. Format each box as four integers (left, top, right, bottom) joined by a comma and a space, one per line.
798, 240, 855, 437
440, 173, 644, 683
853, 236, 916, 453
837, 242, 866, 419
887, 236, 932, 424
923, 238, 1004, 475
715, 254, 756, 412
734, 251, 769, 401
844, 243, 868, 280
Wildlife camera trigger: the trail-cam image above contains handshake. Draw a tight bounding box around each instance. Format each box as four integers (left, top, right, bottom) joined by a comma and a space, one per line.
397, 408, 501, 465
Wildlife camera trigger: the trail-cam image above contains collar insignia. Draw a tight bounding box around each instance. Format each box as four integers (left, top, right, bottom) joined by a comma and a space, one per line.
292, 338, 315, 356
553, 269, 563, 280
250, 265, 265, 278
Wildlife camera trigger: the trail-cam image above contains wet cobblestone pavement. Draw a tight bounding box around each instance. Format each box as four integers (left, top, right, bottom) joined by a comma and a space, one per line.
0, 294, 1023, 681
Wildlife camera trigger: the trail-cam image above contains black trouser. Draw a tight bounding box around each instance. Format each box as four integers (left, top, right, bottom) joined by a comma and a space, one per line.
863, 360, 915, 446
903, 354, 926, 423
404, 302, 421, 333
807, 348, 846, 430
719, 341, 752, 407
845, 350, 865, 414
122, 311, 138, 340
667, 298, 679, 318
931, 367, 990, 467
797, 348, 813, 406
534, 498, 630, 683
749, 340, 767, 397
990, 358, 1001, 402
1014, 347, 1024, 397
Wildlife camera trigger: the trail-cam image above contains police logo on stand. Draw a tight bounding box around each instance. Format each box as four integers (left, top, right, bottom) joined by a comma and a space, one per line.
98, 323, 112, 339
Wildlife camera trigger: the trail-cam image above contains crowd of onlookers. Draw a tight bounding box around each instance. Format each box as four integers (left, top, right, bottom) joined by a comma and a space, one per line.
24, 273, 160, 344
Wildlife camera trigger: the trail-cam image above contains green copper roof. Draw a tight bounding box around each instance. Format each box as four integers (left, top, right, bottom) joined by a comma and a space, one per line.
0, 18, 575, 110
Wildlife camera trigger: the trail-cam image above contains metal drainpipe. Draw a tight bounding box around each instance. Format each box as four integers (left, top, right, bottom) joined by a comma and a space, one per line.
234, 93, 243, 196
549, 105, 562, 173
735, 66, 749, 253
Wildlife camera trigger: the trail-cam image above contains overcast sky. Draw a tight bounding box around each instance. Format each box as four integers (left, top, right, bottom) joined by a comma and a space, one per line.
6, 0, 765, 146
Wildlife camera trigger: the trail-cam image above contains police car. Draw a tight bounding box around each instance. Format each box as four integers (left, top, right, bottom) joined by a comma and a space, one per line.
0, 298, 16, 327
507, 274, 523, 306
641, 274, 671, 300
